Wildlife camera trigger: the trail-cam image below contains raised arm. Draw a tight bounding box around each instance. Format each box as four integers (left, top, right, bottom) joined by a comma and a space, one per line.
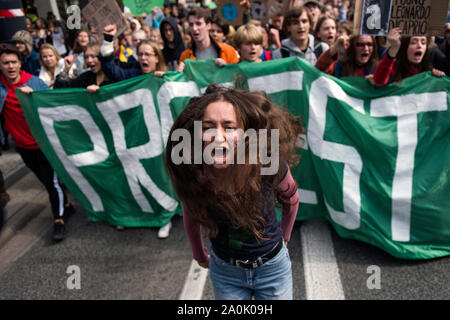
100, 24, 141, 82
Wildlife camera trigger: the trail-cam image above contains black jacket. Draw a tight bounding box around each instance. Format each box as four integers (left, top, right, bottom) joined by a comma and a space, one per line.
54, 70, 114, 89
160, 17, 185, 71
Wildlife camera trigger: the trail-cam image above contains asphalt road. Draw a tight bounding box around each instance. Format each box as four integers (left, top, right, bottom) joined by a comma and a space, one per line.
0, 171, 448, 300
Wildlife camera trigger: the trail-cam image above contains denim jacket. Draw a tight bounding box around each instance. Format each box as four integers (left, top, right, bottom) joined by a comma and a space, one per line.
0, 75, 49, 114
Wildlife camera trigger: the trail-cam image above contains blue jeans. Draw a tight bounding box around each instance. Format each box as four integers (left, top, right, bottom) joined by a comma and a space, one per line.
209, 242, 293, 300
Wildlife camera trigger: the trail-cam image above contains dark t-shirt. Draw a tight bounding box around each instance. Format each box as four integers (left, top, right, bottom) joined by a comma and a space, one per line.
207, 176, 283, 261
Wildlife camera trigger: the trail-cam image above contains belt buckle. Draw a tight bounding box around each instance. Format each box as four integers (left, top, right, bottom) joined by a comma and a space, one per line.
235, 259, 258, 269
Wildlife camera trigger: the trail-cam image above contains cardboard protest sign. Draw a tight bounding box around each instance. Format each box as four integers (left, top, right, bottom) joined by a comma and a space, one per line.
248, 0, 283, 24
81, 0, 128, 41
359, 0, 392, 36
354, 0, 449, 36
217, 0, 244, 26
250, 0, 270, 23
389, 0, 449, 36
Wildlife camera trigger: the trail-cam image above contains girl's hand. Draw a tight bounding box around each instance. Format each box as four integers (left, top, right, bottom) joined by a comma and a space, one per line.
154, 71, 165, 78
240, 0, 251, 12
215, 58, 226, 67
431, 68, 445, 78
64, 55, 75, 72
86, 84, 100, 93
330, 34, 349, 56
19, 86, 33, 94
198, 256, 210, 269
176, 62, 185, 73
386, 27, 402, 57
269, 28, 281, 49
365, 74, 375, 85
103, 24, 117, 36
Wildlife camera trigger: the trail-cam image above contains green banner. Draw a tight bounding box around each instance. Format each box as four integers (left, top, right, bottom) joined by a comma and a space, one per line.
17, 58, 450, 259
123, 0, 164, 16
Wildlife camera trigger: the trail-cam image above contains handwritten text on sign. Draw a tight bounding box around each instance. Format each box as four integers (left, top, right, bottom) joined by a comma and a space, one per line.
390, 0, 431, 35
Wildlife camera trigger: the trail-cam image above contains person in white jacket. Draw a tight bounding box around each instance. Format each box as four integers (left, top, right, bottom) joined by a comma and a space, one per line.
38, 43, 74, 88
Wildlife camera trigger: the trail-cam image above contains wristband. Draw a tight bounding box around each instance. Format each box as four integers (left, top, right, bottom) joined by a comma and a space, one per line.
104, 34, 114, 42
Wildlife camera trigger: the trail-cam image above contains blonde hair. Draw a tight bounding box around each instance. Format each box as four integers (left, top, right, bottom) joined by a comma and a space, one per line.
39, 43, 62, 69
233, 23, 263, 48
82, 43, 100, 70
137, 40, 168, 72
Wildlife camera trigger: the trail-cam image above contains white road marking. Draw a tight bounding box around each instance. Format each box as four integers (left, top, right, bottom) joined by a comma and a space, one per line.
180, 218, 345, 300
179, 259, 209, 300
301, 218, 345, 300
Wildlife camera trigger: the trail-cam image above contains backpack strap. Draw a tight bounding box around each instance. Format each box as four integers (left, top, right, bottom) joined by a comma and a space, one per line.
264, 49, 272, 61
280, 46, 290, 58
313, 38, 324, 58
334, 60, 342, 78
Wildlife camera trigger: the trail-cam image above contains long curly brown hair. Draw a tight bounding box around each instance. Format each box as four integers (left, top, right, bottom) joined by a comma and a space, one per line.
165, 84, 304, 240
340, 35, 379, 77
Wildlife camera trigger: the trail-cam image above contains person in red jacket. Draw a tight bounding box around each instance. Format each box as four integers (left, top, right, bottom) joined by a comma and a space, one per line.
373, 28, 445, 85
316, 34, 378, 79
0, 44, 71, 241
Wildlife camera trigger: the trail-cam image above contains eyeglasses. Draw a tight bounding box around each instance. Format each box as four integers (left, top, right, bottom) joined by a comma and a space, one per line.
137, 52, 156, 57
356, 42, 374, 48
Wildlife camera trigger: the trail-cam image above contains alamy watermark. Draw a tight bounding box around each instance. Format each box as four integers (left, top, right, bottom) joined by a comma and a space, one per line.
366, 265, 381, 290
66, 5, 81, 30
170, 121, 280, 175
66, 265, 81, 290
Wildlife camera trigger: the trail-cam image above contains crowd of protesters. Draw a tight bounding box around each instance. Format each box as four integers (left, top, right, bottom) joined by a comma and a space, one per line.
0, 0, 449, 244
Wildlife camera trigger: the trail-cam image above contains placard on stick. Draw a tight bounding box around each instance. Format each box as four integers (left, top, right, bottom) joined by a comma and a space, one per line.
389, 0, 449, 36
360, 0, 392, 36
353, 0, 450, 36
249, 0, 270, 24
81, 0, 128, 41
218, 0, 244, 26
249, 0, 283, 24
